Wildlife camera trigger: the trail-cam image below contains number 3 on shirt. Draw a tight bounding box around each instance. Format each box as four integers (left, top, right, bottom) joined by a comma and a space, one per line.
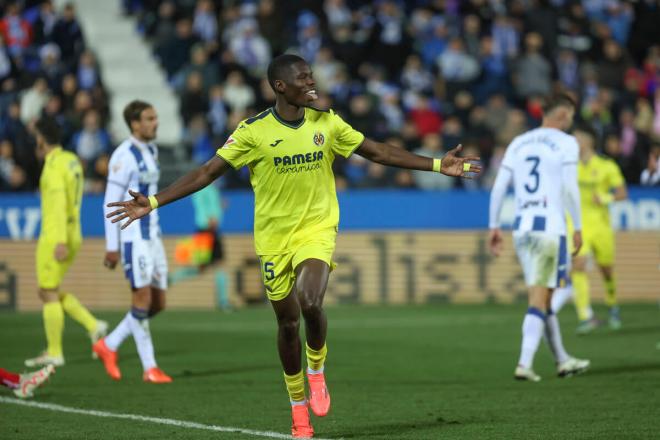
525, 156, 540, 193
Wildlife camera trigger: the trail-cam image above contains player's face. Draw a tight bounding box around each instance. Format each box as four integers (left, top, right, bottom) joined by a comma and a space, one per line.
134, 107, 159, 141
575, 131, 594, 155
282, 62, 318, 107
560, 107, 575, 132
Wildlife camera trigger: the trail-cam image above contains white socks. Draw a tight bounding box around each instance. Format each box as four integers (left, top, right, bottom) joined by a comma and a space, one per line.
128, 308, 156, 371
545, 311, 570, 364
518, 307, 546, 369
104, 312, 133, 352
105, 307, 156, 371
550, 287, 573, 314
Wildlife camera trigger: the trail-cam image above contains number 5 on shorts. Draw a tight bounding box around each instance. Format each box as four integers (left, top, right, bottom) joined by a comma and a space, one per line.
264, 262, 275, 281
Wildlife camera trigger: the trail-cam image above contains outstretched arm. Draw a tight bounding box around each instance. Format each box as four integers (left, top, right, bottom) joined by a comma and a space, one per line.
355, 138, 482, 177
106, 156, 230, 229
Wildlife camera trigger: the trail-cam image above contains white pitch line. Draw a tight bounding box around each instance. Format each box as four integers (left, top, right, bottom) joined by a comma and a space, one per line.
0, 397, 340, 440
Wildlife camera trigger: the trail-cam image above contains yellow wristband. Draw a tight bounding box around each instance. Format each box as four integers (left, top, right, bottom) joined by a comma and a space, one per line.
432, 158, 442, 173
463, 162, 471, 172
599, 193, 614, 204
148, 195, 159, 210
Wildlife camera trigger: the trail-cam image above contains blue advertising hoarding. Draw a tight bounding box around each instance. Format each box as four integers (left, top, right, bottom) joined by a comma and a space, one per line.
0, 188, 658, 240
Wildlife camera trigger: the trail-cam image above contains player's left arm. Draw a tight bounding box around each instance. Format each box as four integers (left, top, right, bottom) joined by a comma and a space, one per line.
595, 162, 628, 205
355, 138, 482, 178
563, 141, 582, 255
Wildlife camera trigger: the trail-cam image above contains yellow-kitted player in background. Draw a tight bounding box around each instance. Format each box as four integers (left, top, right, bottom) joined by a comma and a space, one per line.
553, 126, 627, 334
24, 116, 107, 368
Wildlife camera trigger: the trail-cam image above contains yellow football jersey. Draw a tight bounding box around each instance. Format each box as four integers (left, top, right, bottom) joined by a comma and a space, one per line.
577, 154, 625, 227
39, 147, 83, 244
217, 107, 365, 254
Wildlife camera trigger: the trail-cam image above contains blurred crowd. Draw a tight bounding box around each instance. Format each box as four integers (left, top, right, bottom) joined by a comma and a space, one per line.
2, 0, 660, 193
130, 0, 660, 189
0, 1, 111, 192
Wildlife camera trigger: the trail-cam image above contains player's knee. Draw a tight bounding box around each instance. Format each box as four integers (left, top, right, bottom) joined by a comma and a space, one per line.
298, 290, 323, 317
279, 316, 300, 341
149, 296, 166, 316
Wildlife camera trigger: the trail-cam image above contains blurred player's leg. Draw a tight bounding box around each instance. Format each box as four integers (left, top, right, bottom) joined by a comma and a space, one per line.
544, 308, 569, 365
136, 288, 171, 383
515, 296, 546, 382
26, 289, 65, 368
59, 292, 108, 357
550, 286, 573, 313
572, 257, 597, 334
593, 223, 620, 330
600, 266, 621, 329
13, 365, 55, 399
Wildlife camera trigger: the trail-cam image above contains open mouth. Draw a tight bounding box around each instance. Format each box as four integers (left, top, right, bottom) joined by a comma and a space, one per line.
305, 89, 318, 100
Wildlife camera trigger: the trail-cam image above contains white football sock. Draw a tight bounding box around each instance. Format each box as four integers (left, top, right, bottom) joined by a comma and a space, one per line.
518, 308, 546, 369
128, 311, 157, 371
545, 312, 570, 364
104, 312, 132, 351
550, 287, 573, 314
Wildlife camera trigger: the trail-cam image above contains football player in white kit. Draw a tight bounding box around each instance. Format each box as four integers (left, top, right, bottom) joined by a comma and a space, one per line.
489, 94, 590, 381
93, 100, 172, 383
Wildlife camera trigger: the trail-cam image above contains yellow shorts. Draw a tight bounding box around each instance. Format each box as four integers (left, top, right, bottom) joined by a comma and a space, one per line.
36, 239, 81, 290
259, 238, 336, 301
569, 222, 615, 266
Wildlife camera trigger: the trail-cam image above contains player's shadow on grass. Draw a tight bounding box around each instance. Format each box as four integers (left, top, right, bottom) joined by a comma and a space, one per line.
336, 416, 462, 438
174, 364, 279, 379
584, 362, 660, 377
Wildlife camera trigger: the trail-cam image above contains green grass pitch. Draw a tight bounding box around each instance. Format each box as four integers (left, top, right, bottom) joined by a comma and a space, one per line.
1, 304, 659, 439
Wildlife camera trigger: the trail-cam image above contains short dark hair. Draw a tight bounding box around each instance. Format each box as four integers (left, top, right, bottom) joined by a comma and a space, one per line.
34, 116, 61, 145
123, 100, 153, 131
267, 54, 306, 90
542, 93, 576, 114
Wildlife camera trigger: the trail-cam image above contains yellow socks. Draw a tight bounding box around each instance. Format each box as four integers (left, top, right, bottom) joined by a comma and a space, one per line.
604, 276, 617, 308
306, 343, 327, 372
284, 370, 306, 402
59, 292, 97, 334
43, 301, 64, 357
572, 271, 592, 321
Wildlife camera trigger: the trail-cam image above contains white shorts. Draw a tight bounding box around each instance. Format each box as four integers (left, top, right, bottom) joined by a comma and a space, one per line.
121, 238, 168, 290
513, 232, 568, 289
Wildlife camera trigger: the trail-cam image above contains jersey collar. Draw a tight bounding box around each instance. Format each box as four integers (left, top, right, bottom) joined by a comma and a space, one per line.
270, 107, 305, 129
45, 145, 63, 162
129, 135, 156, 151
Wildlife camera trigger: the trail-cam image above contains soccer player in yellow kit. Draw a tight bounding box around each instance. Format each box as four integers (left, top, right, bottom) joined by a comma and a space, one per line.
554, 126, 627, 333
25, 116, 107, 368
106, 54, 481, 438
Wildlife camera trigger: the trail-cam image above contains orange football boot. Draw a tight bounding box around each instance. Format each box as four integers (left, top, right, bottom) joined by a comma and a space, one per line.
92, 338, 121, 380
291, 404, 314, 438
143, 367, 172, 383
307, 372, 330, 417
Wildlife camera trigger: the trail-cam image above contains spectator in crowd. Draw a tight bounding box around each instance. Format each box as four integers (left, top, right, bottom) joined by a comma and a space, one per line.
222, 70, 255, 113
20, 77, 50, 125
640, 144, 660, 186
173, 44, 218, 94
512, 32, 552, 100
52, 2, 84, 66
229, 18, 270, 76
408, 94, 442, 138
0, 2, 33, 60
0, 36, 16, 83
156, 18, 199, 78
192, 0, 217, 44
70, 109, 111, 172
33, 0, 57, 46
39, 43, 65, 90
0, 138, 26, 191
207, 84, 228, 144
180, 71, 208, 127
76, 50, 101, 91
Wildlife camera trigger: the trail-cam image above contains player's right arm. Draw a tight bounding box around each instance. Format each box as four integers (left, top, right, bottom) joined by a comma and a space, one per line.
487, 148, 514, 257
107, 156, 230, 229
108, 124, 256, 229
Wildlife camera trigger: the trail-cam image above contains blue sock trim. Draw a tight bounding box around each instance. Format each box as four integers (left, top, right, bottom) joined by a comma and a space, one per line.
131, 307, 148, 320
547, 308, 554, 316
527, 307, 546, 320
